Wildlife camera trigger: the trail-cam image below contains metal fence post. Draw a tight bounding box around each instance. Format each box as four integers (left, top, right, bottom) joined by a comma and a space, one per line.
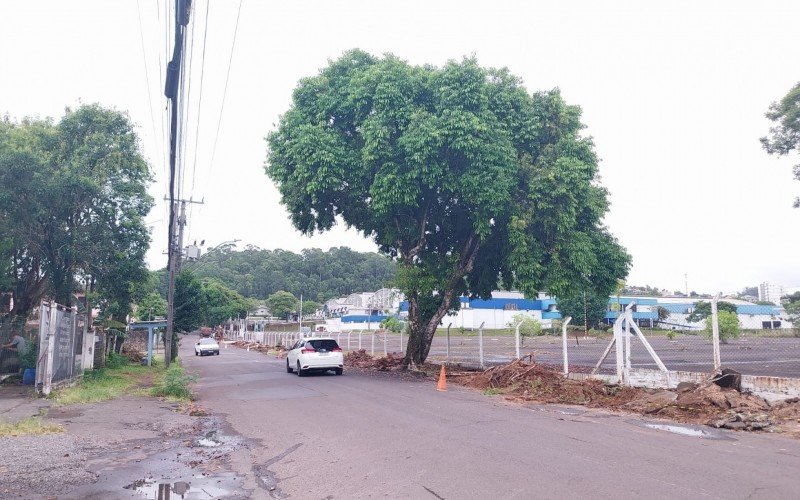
347, 331, 351, 351
624, 309, 633, 382
514, 321, 522, 360
446, 323, 452, 365
562, 317, 572, 376
711, 296, 721, 371
371, 331, 375, 355
399, 328, 403, 354
358, 330, 363, 350
615, 311, 625, 384
383, 332, 388, 356
479, 321, 485, 369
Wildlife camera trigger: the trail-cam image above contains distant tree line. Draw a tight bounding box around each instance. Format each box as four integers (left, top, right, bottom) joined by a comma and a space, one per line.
178, 246, 397, 302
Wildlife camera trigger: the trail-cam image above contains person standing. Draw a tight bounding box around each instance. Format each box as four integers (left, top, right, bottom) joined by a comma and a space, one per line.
2, 330, 27, 375
2, 330, 27, 357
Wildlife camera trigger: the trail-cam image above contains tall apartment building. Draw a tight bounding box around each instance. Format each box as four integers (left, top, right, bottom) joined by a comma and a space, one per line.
758, 282, 785, 304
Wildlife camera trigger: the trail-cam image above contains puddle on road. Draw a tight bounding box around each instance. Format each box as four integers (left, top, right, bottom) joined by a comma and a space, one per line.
124, 473, 240, 499
197, 430, 221, 447
629, 420, 735, 440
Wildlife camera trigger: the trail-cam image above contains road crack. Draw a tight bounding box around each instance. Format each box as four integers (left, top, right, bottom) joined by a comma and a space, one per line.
252, 443, 303, 498
423, 485, 445, 499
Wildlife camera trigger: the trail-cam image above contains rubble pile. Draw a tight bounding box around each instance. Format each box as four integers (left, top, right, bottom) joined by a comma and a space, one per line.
448, 360, 800, 437
230, 341, 287, 358
450, 360, 644, 408
344, 350, 405, 371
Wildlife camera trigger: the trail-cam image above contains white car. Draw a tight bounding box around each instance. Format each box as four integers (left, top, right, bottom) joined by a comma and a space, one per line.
195, 337, 220, 356
286, 338, 344, 376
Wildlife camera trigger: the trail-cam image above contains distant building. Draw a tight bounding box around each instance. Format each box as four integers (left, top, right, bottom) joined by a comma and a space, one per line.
323, 289, 404, 331
758, 282, 785, 305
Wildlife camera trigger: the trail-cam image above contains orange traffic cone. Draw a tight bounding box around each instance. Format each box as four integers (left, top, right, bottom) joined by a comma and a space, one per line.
437, 364, 447, 392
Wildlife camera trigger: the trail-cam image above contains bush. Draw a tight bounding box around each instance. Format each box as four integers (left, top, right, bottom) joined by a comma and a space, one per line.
379, 316, 404, 333
508, 314, 542, 338
151, 364, 196, 400
105, 352, 130, 369
703, 310, 741, 343
19, 340, 38, 369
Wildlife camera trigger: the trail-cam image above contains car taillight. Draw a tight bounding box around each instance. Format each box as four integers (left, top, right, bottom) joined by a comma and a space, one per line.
301, 347, 316, 354
332, 347, 342, 352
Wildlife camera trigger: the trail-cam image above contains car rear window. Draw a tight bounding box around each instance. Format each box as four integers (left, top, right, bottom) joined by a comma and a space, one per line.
308, 339, 339, 351
200, 338, 216, 345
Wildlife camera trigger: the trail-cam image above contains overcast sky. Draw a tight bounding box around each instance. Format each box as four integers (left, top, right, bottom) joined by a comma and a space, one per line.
2, 0, 799, 295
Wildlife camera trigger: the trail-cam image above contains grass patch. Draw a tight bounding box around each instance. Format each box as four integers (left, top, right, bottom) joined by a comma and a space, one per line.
51, 359, 160, 406
0, 416, 63, 437
150, 363, 196, 401
483, 388, 503, 396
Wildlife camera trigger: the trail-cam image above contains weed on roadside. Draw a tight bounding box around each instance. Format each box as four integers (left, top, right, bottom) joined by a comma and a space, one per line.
0, 417, 63, 438
51, 361, 159, 406
150, 363, 197, 401
483, 388, 503, 396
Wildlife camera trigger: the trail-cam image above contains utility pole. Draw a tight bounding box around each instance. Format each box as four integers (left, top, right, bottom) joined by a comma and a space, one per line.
164, 197, 202, 365
164, 0, 193, 367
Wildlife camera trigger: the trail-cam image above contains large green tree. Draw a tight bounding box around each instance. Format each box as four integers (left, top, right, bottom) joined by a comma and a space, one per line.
762, 82, 800, 207
0, 106, 153, 326
266, 51, 630, 366
556, 289, 609, 333
266, 290, 298, 319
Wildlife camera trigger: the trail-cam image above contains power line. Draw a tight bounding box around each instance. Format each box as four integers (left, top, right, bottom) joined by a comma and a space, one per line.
156, 0, 169, 196
185, 0, 211, 244
189, 0, 210, 199
136, 0, 164, 181
205, 0, 243, 191
179, 5, 196, 200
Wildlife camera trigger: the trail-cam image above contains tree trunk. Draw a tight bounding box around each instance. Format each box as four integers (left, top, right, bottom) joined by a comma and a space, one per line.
402, 293, 454, 368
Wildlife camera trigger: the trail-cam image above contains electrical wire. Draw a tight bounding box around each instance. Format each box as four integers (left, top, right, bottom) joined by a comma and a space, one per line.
189, 0, 210, 199
185, 0, 211, 244
204, 0, 244, 194
136, 0, 165, 182
180, 4, 196, 201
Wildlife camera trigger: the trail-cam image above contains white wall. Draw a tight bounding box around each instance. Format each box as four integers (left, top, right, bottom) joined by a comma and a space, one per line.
440, 309, 545, 329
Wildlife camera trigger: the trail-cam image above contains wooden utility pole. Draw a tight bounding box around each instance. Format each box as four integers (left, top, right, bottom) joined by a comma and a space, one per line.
164, 0, 193, 367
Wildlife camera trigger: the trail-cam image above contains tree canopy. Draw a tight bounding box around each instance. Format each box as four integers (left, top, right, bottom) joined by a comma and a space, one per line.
556, 289, 610, 332
172, 269, 253, 332
266, 291, 298, 319
0, 105, 153, 326
686, 301, 737, 323
762, 82, 800, 208
266, 50, 630, 366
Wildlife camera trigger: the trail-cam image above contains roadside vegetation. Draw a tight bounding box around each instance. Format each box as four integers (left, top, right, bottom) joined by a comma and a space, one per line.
50, 353, 195, 405
0, 416, 63, 438
150, 363, 196, 401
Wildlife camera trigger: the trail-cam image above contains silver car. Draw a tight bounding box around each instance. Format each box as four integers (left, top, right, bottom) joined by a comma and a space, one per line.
195, 337, 220, 356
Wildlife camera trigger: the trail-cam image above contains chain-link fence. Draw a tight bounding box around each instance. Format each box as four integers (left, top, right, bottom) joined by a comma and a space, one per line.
236, 300, 799, 387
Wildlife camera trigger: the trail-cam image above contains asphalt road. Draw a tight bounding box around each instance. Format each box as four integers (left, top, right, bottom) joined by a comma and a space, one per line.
183, 338, 800, 499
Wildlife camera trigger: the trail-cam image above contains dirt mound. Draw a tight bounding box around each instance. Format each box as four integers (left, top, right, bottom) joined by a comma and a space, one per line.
345, 350, 404, 371
451, 360, 644, 408
449, 359, 800, 436
231, 341, 287, 358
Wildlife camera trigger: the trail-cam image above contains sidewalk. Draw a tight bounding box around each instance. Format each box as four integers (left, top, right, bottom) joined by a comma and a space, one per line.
0, 383, 50, 423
